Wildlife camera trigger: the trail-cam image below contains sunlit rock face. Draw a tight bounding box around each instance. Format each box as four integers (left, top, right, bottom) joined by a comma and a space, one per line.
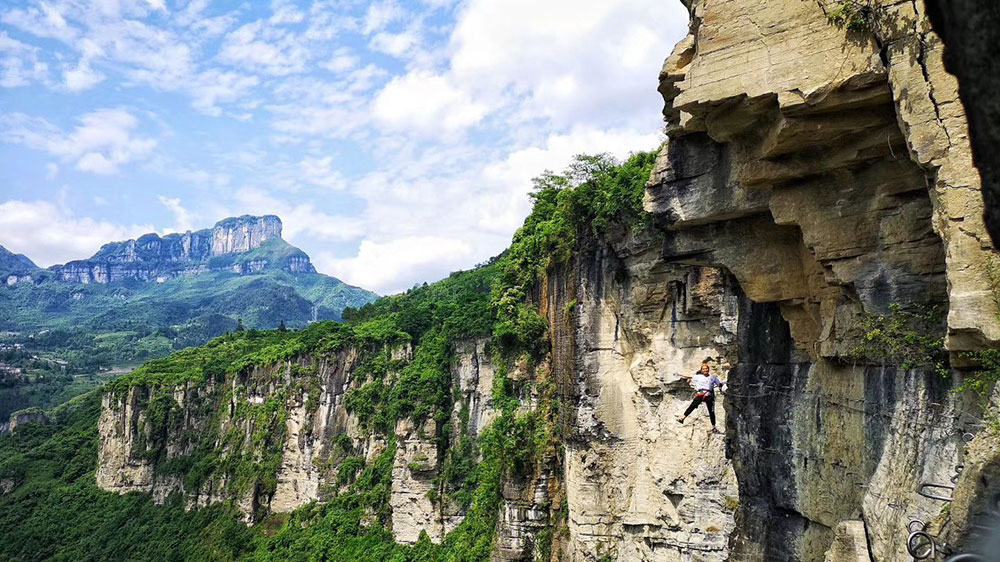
52, 215, 316, 284
93, 2, 1000, 560
642, 0, 998, 560
556, 231, 741, 562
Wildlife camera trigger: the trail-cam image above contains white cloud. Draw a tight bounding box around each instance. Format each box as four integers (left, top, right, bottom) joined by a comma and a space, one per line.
320, 236, 473, 294
369, 25, 421, 58
188, 69, 260, 115
0, 32, 48, 88
269, 4, 305, 25
158, 196, 197, 232
1, 108, 157, 174
0, 199, 152, 267
62, 59, 104, 91
299, 156, 346, 190
320, 47, 358, 73
319, 126, 661, 293
1, 3, 77, 43
218, 20, 309, 76
363, 1, 404, 35
372, 71, 487, 135
229, 188, 365, 243
447, 0, 688, 129
0, 0, 685, 295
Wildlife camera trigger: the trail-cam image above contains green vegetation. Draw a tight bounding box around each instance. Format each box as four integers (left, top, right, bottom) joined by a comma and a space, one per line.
826, 0, 876, 32
0, 238, 378, 418
851, 303, 948, 375
0, 150, 659, 561
0, 392, 256, 562
0, 238, 377, 362
957, 256, 1000, 430
724, 496, 740, 512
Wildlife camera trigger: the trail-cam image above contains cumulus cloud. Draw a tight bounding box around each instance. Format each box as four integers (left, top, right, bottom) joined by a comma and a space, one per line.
0, 199, 152, 267
0, 108, 156, 174
158, 196, 197, 232
0, 0, 686, 295
446, 0, 687, 129
62, 59, 104, 91
1, 3, 77, 43
324, 126, 662, 293
372, 71, 487, 136
228, 188, 365, 243
319, 236, 474, 295
188, 69, 260, 116
3, 0, 259, 114
320, 47, 358, 73
363, 1, 405, 35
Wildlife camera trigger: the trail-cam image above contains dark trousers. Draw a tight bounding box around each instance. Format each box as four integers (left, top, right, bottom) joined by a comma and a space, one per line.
684, 392, 716, 426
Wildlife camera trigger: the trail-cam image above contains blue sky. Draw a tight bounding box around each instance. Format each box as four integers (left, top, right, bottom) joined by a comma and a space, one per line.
0, 0, 688, 294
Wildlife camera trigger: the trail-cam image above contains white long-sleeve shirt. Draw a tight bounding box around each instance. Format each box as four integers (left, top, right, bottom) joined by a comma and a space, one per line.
692, 373, 724, 392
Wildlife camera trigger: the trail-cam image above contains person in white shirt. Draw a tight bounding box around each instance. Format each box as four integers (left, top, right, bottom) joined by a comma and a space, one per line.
676, 361, 725, 432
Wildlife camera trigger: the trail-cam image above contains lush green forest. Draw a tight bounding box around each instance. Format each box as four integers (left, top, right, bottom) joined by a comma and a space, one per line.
0, 151, 656, 562
0, 238, 379, 419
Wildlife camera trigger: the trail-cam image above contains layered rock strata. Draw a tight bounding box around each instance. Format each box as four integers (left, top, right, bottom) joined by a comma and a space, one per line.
645, 0, 1000, 560
94, 2, 1000, 561
52, 215, 315, 284
549, 231, 741, 561
97, 341, 495, 542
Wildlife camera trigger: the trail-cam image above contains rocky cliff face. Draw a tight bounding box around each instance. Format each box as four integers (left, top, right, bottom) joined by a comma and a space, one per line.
641, 0, 999, 560
52, 215, 314, 284
99, 350, 366, 521
0, 407, 49, 435
93, 1, 1000, 561
548, 231, 740, 561
97, 341, 494, 540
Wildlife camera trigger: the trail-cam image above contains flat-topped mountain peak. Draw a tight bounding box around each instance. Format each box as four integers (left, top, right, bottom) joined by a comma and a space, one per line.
46, 215, 311, 284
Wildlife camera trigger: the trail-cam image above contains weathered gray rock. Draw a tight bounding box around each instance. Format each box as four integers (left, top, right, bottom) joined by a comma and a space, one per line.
5, 407, 49, 434
52, 215, 316, 284
642, 1, 999, 560
925, 0, 1000, 248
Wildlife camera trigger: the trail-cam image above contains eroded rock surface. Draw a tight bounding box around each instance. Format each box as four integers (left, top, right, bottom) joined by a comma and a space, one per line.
645, 0, 998, 560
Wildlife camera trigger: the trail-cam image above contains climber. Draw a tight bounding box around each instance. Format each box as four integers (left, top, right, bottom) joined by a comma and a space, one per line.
676, 360, 725, 432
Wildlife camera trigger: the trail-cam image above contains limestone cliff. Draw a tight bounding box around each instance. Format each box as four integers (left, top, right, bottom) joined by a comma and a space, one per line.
51, 215, 313, 285
641, 0, 1000, 560
92, 1, 1000, 561
96, 341, 494, 540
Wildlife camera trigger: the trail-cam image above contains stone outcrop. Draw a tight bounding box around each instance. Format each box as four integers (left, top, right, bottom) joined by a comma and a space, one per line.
92, 2, 1000, 561
0, 407, 49, 435
97, 340, 497, 540
642, 0, 999, 560
924, 0, 1000, 247
51, 215, 316, 284
97, 351, 369, 521
550, 230, 740, 561
650, 0, 996, 352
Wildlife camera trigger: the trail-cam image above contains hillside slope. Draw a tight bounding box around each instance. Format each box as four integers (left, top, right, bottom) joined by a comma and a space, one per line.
0, 216, 377, 419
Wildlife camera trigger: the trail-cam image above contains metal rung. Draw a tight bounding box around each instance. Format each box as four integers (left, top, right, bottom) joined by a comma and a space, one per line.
918, 482, 956, 502
907, 530, 936, 560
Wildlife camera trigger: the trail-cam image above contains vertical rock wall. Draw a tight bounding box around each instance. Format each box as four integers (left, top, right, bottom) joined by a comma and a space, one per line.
555, 231, 741, 562
644, 0, 999, 560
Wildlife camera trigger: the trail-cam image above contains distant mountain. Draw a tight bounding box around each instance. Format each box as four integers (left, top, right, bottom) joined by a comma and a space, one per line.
0, 215, 378, 368
0, 245, 39, 278
44, 215, 312, 284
